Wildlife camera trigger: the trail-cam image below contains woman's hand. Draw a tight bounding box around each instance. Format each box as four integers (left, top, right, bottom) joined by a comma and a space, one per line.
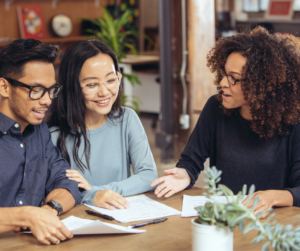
242, 190, 293, 219
151, 167, 191, 198
94, 190, 130, 210
65, 169, 92, 190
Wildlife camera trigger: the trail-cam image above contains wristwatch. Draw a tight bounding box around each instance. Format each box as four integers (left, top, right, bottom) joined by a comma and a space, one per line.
45, 200, 63, 216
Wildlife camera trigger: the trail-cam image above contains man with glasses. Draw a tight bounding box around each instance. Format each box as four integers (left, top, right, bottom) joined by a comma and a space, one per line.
0, 39, 80, 245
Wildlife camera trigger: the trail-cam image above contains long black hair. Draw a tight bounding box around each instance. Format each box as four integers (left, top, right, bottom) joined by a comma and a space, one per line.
46, 39, 123, 172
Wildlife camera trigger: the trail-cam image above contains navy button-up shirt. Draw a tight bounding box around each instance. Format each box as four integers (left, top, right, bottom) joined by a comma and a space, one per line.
0, 112, 80, 207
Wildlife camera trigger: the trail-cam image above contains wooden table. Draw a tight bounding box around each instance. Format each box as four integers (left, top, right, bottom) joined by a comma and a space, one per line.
1, 187, 300, 250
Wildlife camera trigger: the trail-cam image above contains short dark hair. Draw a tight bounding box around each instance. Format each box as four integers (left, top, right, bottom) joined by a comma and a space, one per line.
0, 38, 58, 79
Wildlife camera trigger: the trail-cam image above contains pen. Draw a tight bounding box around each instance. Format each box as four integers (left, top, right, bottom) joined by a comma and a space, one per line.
128, 218, 168, 228
85, 210, 116, 221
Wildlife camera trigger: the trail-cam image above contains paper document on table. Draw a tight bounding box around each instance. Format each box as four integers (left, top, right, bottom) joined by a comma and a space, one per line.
23, 216, 145, 235
84, 194, 181, 223
181, 195, 247, 217
61, 216, 145, 234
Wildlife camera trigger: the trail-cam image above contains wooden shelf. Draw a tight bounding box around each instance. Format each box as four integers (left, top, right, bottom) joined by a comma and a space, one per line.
41, 36, 87, 43
237, 19, 300, 24
0, 36, 87, 48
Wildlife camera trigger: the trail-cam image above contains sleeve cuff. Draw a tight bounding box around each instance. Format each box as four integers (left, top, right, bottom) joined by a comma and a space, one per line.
285, 187, 300, 207
52, 179, 81, 206
80, 189, 99, 205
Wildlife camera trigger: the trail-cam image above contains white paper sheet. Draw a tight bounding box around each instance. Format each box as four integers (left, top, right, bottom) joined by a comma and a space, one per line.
181, 195, 246, 217
84, 194, 181, 223
23, 215, 145, 235
61, 216, 145, 234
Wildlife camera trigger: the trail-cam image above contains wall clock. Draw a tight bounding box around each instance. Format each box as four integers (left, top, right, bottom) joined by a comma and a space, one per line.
51, 14, 73, 37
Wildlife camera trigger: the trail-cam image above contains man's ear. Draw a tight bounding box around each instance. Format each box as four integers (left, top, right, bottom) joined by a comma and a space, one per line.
0, 78, 10, 98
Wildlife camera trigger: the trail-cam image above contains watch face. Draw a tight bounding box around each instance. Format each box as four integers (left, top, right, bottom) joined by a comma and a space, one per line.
52, 14, 72, 37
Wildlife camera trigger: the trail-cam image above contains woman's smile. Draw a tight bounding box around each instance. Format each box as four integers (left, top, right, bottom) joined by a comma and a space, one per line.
93, 98, 111, 106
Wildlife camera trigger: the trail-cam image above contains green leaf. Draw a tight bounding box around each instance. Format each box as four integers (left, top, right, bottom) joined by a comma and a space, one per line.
263, 213, 276, 226
242, 184, 247, 196
250, 197, 260, 213
101, 7, 119, 55
132, 95, 142, 103
115, 10, 132, 32
123, 42, 138, 55
243, 224, 254, 234
246, 185, 256, 207
231, 214, 247, 226
251, 235, 265, 245
239, 220, 245, 231
262, 241, 270, 251
218, 184, 235, 201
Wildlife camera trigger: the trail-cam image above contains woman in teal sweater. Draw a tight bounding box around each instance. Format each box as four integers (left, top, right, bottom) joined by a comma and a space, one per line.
47, 40, 157, 210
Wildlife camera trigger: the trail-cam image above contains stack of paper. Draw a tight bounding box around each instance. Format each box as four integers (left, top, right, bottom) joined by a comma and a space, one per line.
84, 194, 182, 223
24, 216, 145, 235
181, 195, 246, 217
61, 216, 145, 234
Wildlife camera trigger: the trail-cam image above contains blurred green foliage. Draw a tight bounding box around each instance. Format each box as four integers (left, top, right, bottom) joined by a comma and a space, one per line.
196, 167, 300, 251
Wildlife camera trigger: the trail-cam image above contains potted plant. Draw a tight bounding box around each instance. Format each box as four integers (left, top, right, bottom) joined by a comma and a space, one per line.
193, 167, 300, 251
82, 7, 153, 113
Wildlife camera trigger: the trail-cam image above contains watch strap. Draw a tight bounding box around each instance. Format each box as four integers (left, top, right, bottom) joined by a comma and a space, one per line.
46, 200, 63, 216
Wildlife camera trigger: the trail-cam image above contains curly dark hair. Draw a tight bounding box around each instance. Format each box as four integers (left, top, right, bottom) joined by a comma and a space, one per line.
207, 27, 300, 139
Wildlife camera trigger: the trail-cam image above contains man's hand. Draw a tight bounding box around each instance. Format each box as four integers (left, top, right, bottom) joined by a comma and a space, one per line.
94, 190, 130, 210
151, 167, 191, 198
66, 169, 92, 190
242, 190, 293, 219
20, 207, 73, 245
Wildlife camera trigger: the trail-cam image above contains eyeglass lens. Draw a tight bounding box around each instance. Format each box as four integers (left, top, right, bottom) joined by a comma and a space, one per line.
222, 71, 236, 85
226, 75, 235, 85
30, 86, 61, 100
83, 75, 119, 94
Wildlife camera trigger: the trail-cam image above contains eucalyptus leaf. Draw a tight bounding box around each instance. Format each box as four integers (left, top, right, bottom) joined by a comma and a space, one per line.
196, 167, 299, 251
262, 241, 270, 251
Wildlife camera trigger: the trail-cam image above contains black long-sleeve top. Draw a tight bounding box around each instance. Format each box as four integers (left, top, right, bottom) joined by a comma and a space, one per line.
176, 95, 300, 206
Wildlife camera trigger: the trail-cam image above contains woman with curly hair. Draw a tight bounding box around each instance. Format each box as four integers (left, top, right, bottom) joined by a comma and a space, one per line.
151, 27, 300, 216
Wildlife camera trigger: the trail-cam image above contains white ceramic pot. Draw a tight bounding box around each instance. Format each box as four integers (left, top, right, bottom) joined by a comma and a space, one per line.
191, 218, 233, 251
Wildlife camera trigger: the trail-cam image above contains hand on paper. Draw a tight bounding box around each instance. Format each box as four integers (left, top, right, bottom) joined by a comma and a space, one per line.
66, 169, 92, 190
242, 190, 293, 219
22, 207, 73, 245
94, 190, 130, 210
151, 167, 191, 198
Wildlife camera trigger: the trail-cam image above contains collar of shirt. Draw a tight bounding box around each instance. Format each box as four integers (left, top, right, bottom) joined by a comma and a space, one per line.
0, 112, 35, 141
0, 112, 18, 134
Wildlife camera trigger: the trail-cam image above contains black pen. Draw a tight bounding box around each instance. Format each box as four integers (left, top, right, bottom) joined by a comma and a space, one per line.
128, 218, 168, 228
85, 210, 116, 221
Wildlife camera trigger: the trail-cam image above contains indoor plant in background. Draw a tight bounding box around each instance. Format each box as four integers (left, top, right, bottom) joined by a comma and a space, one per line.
193, 167, 300, 251
82, 7, 150, 113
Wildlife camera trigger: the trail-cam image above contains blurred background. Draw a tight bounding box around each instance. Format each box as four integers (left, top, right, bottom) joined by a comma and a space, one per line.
1, 0, 298, 187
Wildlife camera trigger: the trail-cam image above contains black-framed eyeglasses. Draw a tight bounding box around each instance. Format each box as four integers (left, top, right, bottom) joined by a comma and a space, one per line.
221, 71, 243, 86
4, 78, 62, 100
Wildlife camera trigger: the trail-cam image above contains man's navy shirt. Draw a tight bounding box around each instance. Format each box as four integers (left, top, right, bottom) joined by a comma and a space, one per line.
0, 112, 80, 207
